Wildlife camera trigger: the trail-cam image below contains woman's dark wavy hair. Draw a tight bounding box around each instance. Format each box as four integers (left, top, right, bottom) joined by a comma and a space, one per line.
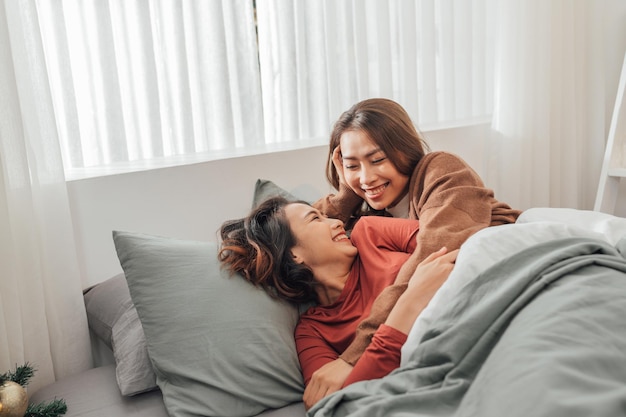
218, 196, 318, 304
326, 98, 430, 190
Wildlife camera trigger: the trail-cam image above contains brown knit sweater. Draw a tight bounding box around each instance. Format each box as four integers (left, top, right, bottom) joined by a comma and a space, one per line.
313, 151, 521, 365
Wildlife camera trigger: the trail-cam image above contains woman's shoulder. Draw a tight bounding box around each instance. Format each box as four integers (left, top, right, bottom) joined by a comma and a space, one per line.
409, 151, 484, 196
413, 151, 478, 178
418, 151, 470, 168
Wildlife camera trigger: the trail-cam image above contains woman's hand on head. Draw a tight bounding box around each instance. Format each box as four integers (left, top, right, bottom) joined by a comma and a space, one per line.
332, 146, 348, 187
303, 358, 353, 410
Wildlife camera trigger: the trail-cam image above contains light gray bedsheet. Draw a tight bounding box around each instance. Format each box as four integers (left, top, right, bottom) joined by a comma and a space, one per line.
30, 365, 168, 417
310, 237, 626, 417
30, 364, 306, 417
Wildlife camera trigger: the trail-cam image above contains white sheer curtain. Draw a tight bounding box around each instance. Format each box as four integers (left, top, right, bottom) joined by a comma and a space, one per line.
0, 0, 90, 392
256, 0, 496, 143
487, 0, 609, 210
36, 0, 263, 176
258, 0, 622, 212
1, 0, 263, 389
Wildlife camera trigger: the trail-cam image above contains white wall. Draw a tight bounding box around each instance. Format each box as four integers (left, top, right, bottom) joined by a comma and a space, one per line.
68, 146, 327, 287
68, 124, 491, 288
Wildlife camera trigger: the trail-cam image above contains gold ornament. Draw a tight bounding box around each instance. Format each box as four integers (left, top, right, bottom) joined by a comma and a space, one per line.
0, 381, 28, 417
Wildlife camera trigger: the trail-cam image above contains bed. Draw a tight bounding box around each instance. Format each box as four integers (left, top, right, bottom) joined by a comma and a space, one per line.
311, 207, 626, 417
28, 180, 626, 417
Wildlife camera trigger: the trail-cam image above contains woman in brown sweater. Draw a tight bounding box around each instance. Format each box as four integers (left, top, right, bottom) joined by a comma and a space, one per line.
308, 97, 521, 406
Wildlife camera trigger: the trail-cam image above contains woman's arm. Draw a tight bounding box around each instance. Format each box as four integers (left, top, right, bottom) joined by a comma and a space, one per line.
332, 216, 419, 370
385, 247, 458, 333
337, 273, 412, 366
343, 247, 457, 386
410, 152, 518, 264
295, 325, 339, 386
304, 248, 458, 409
341, 324, 406, 388
297, 322, 354, 410
338, 217, 421, 365
312, 182, 363, 225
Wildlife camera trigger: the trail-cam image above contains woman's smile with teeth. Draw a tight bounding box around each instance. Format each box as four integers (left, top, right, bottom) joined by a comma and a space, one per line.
363, 183, 387, 196
333, 234, 349, 242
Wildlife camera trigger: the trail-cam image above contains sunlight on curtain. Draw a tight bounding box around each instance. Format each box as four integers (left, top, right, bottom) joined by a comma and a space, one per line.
0, 0, 91, 391
488, 0, 608, 210
256, 0, 495, 144
36, 0, 263, 175
36, 0, 496, 178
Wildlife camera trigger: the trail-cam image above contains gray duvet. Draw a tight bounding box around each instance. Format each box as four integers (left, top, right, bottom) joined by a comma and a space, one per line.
310, 237, 626, 417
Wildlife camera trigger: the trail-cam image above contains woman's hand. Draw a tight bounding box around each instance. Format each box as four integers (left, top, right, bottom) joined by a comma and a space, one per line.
408, 247, 458, 292
302, 358, 353, 410
385, 247, 458, 334
332, 146, 347, 187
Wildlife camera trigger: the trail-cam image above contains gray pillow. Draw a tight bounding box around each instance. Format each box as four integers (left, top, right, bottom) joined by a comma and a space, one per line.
82, 178, 309, 398
252, 178, 325, 208
113, 231, 304, 417
252, 179, 299, 208
83, 274, 157, 395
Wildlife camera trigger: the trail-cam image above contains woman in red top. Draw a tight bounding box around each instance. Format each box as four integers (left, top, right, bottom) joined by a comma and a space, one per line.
219, 196, 457, 409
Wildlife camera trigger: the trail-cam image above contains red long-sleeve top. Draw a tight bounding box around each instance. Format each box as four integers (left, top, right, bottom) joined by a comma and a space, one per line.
295, 216, 419, 387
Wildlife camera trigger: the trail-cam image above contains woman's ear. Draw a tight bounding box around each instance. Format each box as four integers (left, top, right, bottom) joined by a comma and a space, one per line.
290, 248, 305, 265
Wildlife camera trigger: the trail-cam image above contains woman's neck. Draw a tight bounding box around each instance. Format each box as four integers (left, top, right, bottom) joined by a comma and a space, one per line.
386, 192, 410, 218
314, 263, 353, 306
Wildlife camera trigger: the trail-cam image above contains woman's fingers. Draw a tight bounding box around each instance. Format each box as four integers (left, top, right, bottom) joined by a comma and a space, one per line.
441, 248, 459, 263
421, 247, 458, 264
303, 358, 351, 409
332, 145, 342, 164
332, 146, 347, 185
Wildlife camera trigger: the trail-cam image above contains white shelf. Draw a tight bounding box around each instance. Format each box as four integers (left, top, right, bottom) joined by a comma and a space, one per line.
595, 51, 626, 214
608, 167, 626, 178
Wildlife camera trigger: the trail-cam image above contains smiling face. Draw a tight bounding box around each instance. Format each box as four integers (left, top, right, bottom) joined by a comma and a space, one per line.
285, 203, 358, 272
339, 130, 410, 211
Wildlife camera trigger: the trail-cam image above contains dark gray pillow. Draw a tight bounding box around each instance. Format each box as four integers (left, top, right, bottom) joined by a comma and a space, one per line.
252, 179, 299, 208
83, 274, 157, 395
113, 231, 304, 417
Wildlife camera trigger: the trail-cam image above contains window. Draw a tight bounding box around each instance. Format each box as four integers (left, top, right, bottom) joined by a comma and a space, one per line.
36, 0, 493, 179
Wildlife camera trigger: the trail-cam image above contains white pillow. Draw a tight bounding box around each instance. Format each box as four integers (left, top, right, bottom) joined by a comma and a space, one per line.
517, 207, 626, 245
400, 220, 611, 366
